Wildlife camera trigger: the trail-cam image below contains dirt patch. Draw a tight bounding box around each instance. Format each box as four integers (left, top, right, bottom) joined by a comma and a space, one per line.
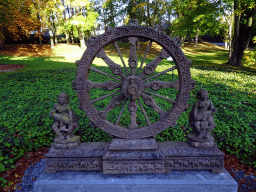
0, 44, 53, 57
0, 64, 26, 72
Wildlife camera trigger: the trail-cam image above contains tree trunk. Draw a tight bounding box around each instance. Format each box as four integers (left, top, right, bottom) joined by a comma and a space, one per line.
0, 39, 5, 50
77, 27, 86, 50
65, 32, 70, 44
0, 25, 4, 49
195, 27, 199, 47
181, 36, 185, 46
227, 0, 240, 66
228, 23, 232, 58
225, 42, 228, 49
54, 33, 58, 45
228, 2, 254, 67
49, 30, 54, 49
71, 26, 74, 44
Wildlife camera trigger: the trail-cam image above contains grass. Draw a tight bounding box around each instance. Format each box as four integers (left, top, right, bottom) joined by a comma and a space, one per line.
0, 41, 256, 186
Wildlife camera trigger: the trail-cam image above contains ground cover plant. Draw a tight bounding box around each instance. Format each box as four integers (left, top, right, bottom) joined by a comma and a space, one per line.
0, 42, 255, 190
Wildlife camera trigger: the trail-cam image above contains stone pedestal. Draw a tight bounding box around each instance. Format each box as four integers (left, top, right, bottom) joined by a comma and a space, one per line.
34, 169, 238, 192
44, 142, 109, 174
103, 138, 165, 174
160, 141, 224, 174
52, 135, 80, 149
187, 134, 215, 148
44, 141, 224, 174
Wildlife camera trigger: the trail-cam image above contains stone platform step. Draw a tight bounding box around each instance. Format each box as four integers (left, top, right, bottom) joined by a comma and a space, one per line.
34, 168, 238, 192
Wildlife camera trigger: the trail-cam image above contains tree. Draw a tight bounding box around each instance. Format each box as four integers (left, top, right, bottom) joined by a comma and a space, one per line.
0, 0, 41, 48
124, 0, 165, 27
218, 0, 233, 57
227, 0, 256, 67
102, 0, 118, 31
170, 0, 222, 46
30, 0, 64, 49
68, 0, 98, 49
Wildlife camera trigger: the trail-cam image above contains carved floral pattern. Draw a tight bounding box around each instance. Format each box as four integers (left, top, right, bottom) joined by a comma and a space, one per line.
104, 163, 164, 173
165, 158, 223, 169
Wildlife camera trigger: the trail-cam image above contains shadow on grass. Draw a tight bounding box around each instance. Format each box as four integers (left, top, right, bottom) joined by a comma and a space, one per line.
0, 55, 77, 74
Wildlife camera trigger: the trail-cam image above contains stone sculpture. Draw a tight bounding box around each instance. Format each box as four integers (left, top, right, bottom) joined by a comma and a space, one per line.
187, 89, 217, 148
49, 92, 80, 149
45, 25, 224, 175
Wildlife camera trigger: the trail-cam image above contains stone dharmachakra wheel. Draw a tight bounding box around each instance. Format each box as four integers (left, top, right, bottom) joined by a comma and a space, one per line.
72, 25, 193, 139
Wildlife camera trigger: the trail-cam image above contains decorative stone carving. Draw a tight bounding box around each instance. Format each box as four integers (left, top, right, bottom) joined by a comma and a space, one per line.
103, 162, 165, 174
187, 89, 217, 148
73, 25, 193, 139
44, 25, 224, 176
49, 92, 80, 149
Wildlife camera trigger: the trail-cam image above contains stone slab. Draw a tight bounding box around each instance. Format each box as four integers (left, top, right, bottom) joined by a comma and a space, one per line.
103, 149, 165, 160
109, 138, 158, 150
159, 141, 224, 157
44, 141, 225, 174
44, 142, 110, 158
34, 168, 238, 192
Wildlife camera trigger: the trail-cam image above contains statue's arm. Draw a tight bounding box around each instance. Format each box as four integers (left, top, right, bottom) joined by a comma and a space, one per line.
209, 101, 217, 113
49, 103, 57, 116
67, 105, 73, 120
194, 102, 198, 120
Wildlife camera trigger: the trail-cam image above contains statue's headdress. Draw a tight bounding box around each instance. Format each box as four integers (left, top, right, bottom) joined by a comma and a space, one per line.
196, 89, 208, 100
58, 92, 69, 104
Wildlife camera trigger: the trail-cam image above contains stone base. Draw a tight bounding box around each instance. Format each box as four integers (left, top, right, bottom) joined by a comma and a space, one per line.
109, 138, 158, 150
44, 141, 224, 175
52, 135, 80, 149
187, 134, 215, 148
34, 169, 238, 192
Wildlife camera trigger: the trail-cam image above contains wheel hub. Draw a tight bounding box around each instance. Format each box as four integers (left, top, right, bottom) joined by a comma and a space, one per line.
122, 76, 144, 100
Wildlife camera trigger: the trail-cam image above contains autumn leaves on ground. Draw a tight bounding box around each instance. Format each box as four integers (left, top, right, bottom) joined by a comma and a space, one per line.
0, 41, 226, 65
0, 43, 84, 58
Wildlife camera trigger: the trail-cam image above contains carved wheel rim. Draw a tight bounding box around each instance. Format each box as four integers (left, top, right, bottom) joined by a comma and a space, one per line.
75, 25, 192, 139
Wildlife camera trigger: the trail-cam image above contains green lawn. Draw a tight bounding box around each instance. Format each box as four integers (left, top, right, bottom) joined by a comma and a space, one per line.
0, 42, 255, 185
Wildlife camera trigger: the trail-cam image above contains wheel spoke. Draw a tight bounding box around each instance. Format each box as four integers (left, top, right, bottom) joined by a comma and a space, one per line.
144, 80, 180, 91
89, 67, 122, 82
128, 100, 138, 129
141, 93, 168, 119
138, 97, 151, 126
128, 37, 139, 75
114, 41, 130, 76
91, 90, 121, 103
115, 98, 128, 125
86, 80, 122, 91
139, 48, 170, 79
136, 40, 152, 75
96, 48, 126, 79
143, 65, 177, 82
98, 93, 125, 119
144, 90, 176, 103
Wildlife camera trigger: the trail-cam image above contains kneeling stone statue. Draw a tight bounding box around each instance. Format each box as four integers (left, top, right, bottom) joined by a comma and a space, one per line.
49, 92, 80, 149
187, 89, 217, 148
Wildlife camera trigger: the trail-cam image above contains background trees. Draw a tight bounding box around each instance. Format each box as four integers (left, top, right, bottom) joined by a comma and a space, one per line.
227, 0, 256, 67
0, 0, 255, 66
0, 0, 41, 49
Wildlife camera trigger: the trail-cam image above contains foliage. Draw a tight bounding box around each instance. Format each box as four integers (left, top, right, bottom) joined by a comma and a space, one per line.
170, 0, 222, 40
0, 42, 256, 189
124, 0, 166, 27
242, 36, 256, 68
227, 0, 256, 67
0, 0, 41, 42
